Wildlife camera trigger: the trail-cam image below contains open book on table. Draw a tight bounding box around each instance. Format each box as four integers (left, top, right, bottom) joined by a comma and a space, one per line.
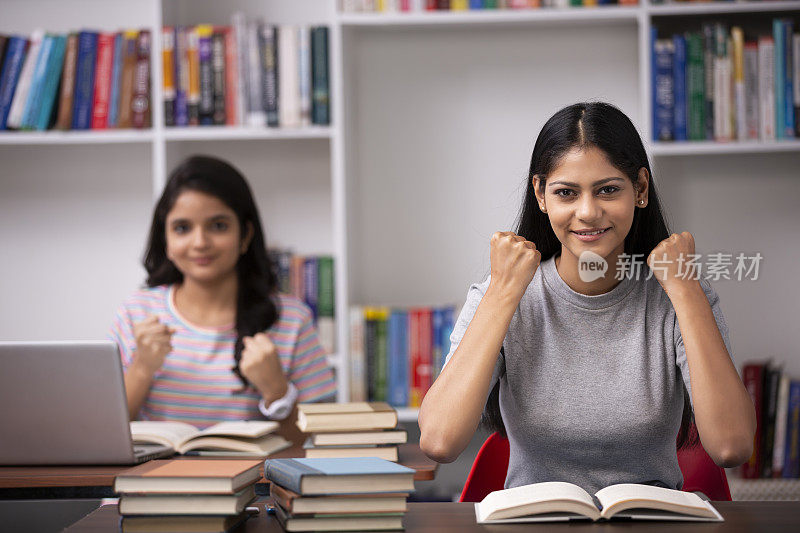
130, 420, 291, 456
475, 482, 724, 523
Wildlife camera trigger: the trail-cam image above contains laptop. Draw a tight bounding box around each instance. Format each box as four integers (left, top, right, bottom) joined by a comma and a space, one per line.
0, 341, 173, 465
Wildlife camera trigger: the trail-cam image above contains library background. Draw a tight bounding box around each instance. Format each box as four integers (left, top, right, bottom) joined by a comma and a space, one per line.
1, 0, 799, 501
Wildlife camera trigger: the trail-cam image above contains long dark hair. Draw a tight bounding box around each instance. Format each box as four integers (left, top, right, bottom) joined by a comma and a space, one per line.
482, 101, 699, 450
143, 155, 280, 388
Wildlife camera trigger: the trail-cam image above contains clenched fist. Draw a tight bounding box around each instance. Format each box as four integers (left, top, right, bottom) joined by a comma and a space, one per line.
647, 231, 702, 296
488, 231, 541, 303
133, 315, 175, 375
240, 332, 289, 403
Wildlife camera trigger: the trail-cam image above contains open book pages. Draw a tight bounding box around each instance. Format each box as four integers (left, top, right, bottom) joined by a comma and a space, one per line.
475, 481, 724, 523
476, 482, 601, 522
595, 483, 722, 520
130, 420, 287, 455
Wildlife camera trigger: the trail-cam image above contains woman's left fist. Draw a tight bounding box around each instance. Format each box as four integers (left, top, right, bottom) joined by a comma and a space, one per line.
647, 231, 701, 295
240, 333, 288, 402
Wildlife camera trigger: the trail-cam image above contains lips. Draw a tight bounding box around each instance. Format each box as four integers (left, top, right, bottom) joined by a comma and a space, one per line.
191, 257, 215, 265
571, 228, 610, 236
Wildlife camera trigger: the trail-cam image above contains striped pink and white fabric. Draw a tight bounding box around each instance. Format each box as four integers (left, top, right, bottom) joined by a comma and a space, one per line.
109, 285, 336, 428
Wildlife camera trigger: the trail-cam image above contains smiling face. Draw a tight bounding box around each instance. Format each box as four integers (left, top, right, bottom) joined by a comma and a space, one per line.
165, 189, 251, 286
534, 145, 648, 264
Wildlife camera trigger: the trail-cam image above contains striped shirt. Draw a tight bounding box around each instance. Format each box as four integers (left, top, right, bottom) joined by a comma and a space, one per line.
109, 285, 336, 428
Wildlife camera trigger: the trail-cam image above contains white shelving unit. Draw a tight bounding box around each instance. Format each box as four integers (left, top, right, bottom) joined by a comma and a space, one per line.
2, 0, 799, 420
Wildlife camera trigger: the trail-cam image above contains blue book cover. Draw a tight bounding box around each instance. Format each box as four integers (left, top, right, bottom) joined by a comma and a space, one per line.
774, 19, 785, 140
35, 34, 66, 131
440, 306, 454, 371
782, 20, 794, 138
303, 257, 318, 319
782, 381, 800, 478
469, 0, 482, 8
0, 36, 28, 129
651, 26, 658, 142
107, 32, 123, 127
71, 30, 99, 130
20, 34, 52, 130
431, 308, 443, 380
263, 457, 414, 495
654, 37, 675, 141
387, 309, 409, 407
672, 34, 687, 142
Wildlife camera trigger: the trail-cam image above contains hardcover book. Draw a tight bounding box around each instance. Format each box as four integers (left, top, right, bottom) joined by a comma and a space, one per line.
114, 459, 262, 494
129, 420, 290, 456
263, 457, 415, 495
296, 402, 398, 432
475, 482, 723, 523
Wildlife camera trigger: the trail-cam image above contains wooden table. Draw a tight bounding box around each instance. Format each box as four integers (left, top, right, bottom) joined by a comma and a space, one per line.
0, 443, 437, 499
61, 501, 800, 532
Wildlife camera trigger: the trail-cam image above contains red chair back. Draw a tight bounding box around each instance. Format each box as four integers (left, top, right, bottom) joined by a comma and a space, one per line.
458, 430, 732, 503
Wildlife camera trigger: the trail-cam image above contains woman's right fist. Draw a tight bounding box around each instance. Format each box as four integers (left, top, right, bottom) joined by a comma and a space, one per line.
133, 315, 175, 375
488, 231, 541, 302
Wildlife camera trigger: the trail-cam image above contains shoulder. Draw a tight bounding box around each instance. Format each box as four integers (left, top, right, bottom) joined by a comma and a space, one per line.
117, 285, 171, 315
274, 293, 314, 326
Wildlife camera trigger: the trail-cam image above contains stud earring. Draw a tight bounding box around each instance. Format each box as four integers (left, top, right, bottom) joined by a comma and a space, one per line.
639, 200, 644, 205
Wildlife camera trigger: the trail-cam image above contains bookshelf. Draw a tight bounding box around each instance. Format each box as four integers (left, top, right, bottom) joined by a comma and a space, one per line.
2, 1, 799, 425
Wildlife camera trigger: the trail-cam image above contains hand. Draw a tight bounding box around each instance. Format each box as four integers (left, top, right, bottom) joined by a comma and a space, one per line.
132, 315, 175, 375
647, 231, 703, 297
487, 231, 541, 303
240, 333, 289, 403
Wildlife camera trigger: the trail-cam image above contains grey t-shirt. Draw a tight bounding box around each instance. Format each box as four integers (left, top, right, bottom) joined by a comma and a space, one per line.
443, 253, 732, 495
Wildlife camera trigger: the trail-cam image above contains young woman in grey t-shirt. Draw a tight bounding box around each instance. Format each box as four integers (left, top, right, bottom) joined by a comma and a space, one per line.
418, 102, 756, 493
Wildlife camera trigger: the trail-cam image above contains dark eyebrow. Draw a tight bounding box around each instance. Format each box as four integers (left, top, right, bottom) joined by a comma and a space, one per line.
548, 177, 625, 188
207, 214, 233, 222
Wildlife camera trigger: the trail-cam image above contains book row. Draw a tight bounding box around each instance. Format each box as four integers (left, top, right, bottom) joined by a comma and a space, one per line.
341, 0, 639, 11
740, 361, 800, 479
652, 19, 800, 143
163, 17, 329, 129
0, 29, 150, 131
268, 250, 335, 355
348, 305, 455, 407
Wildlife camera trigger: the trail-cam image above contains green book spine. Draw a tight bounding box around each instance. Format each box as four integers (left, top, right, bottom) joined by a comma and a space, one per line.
375, 308, 389, 402
317, 256, 335, 318
687, 32, 705, 141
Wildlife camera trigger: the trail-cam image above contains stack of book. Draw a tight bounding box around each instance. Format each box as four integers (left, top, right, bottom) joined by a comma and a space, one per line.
264, 456, 415, 532
340, 0, 639, 13
114, 459, 262, 533
129, 420, 291, 457
297, 402, 406, 462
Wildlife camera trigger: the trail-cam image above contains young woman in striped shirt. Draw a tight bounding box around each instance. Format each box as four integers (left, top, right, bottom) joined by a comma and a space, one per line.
109, 155, 336, 438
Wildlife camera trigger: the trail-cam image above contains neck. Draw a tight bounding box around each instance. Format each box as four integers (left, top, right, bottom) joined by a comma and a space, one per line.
175, 274, 239, 320
554, 244, 626, 296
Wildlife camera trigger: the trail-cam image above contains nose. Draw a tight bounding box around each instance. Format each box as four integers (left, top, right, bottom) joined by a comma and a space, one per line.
190, 227, 210, 248
576, 193, 602, 222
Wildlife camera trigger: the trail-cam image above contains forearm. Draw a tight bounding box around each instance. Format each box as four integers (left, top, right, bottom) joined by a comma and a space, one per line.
672, 284, 756, 466
123, 357, 156, 421
419, 287, 518, 463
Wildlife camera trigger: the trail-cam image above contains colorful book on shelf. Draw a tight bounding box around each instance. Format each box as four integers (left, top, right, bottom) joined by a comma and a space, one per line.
19, 32, 52, 130
71, 30, 99, 130
263, 457, 415, 495
741, 362, 765, 479
118, 485, 256, 515
296, 402, 398, 433
311, 26, 329, 125
388, 309, 409, 407
129, 420, 290, 456
211, 29, 226, 125
475, 482, 723, 523
270, 483, 408, 515
6, 29, 42, 130
162, 27, 175, 127
761, 364, 782, 477
197, 24, 214, 125
672, 34, 687, 142
131, 30, 151, 128
34, 34, 67, 131
108, 32, 124, 128
784, 380, 800, 478
349, 305, 368, 402
114, 459, 262, 494
90, 32, 114, 129
278, 25, 301, 128
0, 36, 29, 130
771, 374, 791, 477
